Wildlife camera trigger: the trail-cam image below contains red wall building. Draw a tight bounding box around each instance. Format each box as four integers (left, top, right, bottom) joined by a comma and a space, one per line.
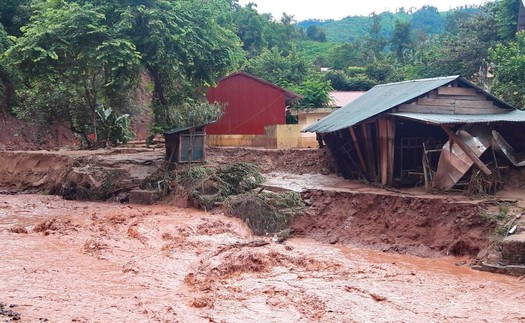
206, 72, 302, 135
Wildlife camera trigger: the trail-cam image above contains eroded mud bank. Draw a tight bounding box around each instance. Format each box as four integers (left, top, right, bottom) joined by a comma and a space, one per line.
295, 190, 495, 258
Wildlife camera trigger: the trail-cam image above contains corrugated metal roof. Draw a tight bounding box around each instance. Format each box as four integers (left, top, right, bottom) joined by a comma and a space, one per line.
303, 76, 460, 133
164, 124, 207, 135
392, 110, 525, 124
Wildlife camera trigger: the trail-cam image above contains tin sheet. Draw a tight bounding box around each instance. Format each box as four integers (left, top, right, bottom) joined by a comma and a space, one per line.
492, 130, 525, 167
433, 125, 492, 190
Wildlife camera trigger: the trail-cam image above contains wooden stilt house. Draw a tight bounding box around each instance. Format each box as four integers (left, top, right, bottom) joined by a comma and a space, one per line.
303, 76, 525, 191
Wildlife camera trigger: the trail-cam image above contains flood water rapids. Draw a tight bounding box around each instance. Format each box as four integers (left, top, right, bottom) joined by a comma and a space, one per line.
0, 194, 524, 322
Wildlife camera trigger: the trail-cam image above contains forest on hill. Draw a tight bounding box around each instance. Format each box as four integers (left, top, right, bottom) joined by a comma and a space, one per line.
0, 0, 524, 147
297, 5, 480, 42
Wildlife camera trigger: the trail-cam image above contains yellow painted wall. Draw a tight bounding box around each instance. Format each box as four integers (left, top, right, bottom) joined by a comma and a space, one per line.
206, 124, 318, 149
206, 134, 274, 147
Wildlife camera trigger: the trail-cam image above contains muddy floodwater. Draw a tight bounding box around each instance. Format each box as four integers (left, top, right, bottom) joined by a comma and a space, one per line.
1, 194, 524, 322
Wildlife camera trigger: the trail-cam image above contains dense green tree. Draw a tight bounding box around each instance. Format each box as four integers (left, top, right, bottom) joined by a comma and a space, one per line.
411, 6, 444, 34
232, 3, 268, 56
245, 47, 312, 85
345, 76, 376, 91
0, 24, 14, 113
306, 25, 327, 42
0, 0, 32, 36
365, 63, 396, 83
8, 0, 243, 141
328, 41, 365, 69
265, 13, 301, 54
391, 20, 412, 64
283, 77, 333, 109
444, 6, 479, 34
363, 13, 387, 61
490, 31, 525, 108
323, 69, 377, 91
410, 3, 500, 79
113, 0, 243, 128
323, 70, 352, 91
246, 47, 332, 109
7, 1, 141, 141
495, 0, 521, 41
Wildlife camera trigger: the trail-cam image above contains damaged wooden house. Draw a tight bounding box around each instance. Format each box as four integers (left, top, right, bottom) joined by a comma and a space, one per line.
303, 75, 525, 193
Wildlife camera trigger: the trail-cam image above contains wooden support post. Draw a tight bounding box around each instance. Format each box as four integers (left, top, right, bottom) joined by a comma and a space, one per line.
377, 118, 396, 186
349, 127, 368, 176
441, 126, 492, 176
378, 120, 388, 186
386, 118, 395, 186
361, 123, 377, 180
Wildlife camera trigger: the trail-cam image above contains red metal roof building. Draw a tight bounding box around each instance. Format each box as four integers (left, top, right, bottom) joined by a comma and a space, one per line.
206, 72, 302, 135
519, 0, 525, 31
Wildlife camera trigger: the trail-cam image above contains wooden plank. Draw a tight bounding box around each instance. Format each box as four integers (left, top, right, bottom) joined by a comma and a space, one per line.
398, 104, 455, 114
378, 120, 388, 186
441, 127, 492, 176
454, 99, 495, 109
436, 95, 482, 101
418, 98, 455, 107
454, 106, 506, 115
438, 87, 478, 96
349, 127, 368, 176
427, 90, 439, 98
386, 119, 395, 186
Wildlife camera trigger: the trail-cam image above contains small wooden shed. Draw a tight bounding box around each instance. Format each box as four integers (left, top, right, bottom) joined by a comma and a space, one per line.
304, 76, 525, 191
164, 125, 206, 163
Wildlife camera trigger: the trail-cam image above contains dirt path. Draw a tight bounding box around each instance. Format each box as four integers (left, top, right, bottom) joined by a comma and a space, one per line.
1, 194, 524, 322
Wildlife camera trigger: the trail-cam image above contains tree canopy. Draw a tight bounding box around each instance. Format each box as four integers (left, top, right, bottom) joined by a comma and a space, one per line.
5, 0, 244, 143
2, 0, 525, 147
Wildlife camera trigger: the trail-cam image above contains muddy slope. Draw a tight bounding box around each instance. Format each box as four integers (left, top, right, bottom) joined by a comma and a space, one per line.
294, 190, 495, 257
207, 146, 336, 175
0, 149, 163, 196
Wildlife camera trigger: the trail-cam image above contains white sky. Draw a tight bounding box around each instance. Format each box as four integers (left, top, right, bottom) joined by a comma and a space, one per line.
237, 0, 493, 21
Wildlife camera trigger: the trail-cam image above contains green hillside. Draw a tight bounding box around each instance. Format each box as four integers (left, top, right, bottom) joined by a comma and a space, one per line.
297, 6, 478, 42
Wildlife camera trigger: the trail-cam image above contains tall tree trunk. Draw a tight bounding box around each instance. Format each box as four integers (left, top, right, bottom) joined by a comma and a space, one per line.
146, 64, 170, 126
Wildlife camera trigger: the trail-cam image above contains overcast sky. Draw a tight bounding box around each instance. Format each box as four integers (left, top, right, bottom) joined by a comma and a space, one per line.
236, 0, 493, 21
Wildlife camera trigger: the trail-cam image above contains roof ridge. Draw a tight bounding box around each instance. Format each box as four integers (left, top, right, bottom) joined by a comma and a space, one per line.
375, 75, 460, 88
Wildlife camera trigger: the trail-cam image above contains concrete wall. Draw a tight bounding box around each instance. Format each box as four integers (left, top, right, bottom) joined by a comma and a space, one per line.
297, 110, 334, 126
206, 124, 318, 149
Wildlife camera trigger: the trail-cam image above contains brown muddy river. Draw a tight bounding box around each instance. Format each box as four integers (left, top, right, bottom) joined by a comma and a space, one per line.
0, 194, 524, 322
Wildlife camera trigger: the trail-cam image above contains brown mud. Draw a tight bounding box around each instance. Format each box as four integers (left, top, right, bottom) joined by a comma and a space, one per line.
206, 146, 336, 175
1, 146, 525, 320
0, 148, 164, 196
295, 190, 494, 257
1, 194, 525, 322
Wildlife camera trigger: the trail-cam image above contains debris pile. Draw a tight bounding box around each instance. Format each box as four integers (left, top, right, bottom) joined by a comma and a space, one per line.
142, 162, 304, 235
226, 191, 305, 235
